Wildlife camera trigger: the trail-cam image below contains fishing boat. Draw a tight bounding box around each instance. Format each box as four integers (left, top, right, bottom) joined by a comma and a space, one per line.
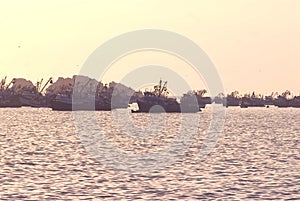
274, 96, 290, 108
132, 80, 200, 113
49, 78, 112, 111
19, 78, 54, 107
0, 94, 22, 108
290, 96, 300, 108
224, 96, 240, 107
278, 96, 300, 108
0, 77, 22, 108
190, 89, 211, 108
240, 97, 265, 108
50, 94, 112, 111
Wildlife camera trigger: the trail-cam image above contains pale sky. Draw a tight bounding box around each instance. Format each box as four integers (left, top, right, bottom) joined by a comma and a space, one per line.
0, 0, 299, 95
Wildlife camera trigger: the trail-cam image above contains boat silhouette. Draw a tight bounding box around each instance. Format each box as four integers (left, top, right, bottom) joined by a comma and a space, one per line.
132, 80, 200, 113
50, 94, 112, 111
0, 77, 22, 108
49, 76, 129, 111
19, 77, 54, 107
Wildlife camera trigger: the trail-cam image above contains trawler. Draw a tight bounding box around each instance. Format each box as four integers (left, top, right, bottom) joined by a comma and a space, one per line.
19, 78, 53, 107
0, 94, 22, 108
224, 92, 240, 107
274, 95, 300, 108
0, 77, 22, 108
290, 96, 300, 108
49, 77, 112, 111
188, 89, 211, 108
239, 96, 265, 108
50, 94, 112, 111
132, 80, 200, 113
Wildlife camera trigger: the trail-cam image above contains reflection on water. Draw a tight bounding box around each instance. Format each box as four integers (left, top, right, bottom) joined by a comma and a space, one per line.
0, 107, 299, 200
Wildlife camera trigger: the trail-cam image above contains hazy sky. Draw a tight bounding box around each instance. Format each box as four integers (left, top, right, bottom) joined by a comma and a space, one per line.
0, 0, 299, 95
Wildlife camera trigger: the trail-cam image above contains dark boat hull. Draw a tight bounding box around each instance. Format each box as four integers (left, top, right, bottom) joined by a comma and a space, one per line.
50, 100, 111, 111
133, 100, 200, 113
240, 103, 265, 108
19, 96, 50, 108
240, 103, 248, 108
0, 95, 22, 108
131, 109, 201, 113
0, 103, 22, 108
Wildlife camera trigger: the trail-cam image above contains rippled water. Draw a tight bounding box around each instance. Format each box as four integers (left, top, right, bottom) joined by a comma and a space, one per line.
0, 107, 299, 200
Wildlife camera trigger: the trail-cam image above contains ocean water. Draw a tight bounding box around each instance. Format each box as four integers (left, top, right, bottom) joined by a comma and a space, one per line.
0, 107, 299, 200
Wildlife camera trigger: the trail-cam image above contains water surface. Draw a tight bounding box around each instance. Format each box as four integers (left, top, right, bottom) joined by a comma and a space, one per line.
0, 107, 299, 200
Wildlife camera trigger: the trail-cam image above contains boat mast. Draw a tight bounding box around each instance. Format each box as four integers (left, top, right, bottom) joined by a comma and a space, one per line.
160, 80, 167, 97
155, 79, 168, 98
5, 78, 16, 91
0, 76, 7, 92
36, 78, 43, 93
39, 77, 53, 93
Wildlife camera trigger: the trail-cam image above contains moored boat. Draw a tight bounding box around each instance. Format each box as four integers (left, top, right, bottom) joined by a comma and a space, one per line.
19, 77, 53, 107
50, 94, 112, 111
0, 94, 22, 108
290, 96, 300, 108
240, 97, 265, 108
132, 80, 200, 113
0, 77, 22, 108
